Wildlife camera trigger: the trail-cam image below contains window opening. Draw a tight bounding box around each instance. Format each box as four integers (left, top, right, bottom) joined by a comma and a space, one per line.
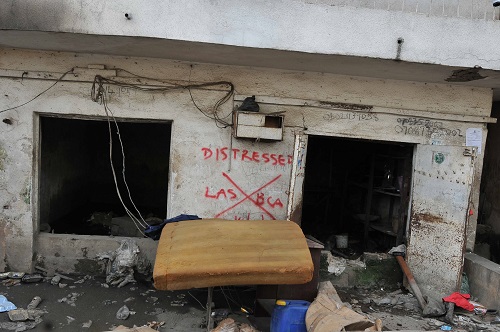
39, 116, 171, 237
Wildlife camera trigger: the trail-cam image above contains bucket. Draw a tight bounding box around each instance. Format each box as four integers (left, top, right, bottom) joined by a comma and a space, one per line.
270, 300, 310, 332
335, 234, 348, 249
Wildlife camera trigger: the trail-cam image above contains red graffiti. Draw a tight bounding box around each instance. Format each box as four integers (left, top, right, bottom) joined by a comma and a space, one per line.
267, 197, 283, 208
214, 172, 282, 219
205, 187, 237, 200
206, 186, 283, 208
202, 147, 293, 166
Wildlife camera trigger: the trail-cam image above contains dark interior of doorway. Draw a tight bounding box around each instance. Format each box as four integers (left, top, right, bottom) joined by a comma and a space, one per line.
39, 116, 171, 237
301, 136, 414, 254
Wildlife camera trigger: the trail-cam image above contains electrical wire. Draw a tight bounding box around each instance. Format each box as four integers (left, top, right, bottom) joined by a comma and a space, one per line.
110, 110, 149, 228
96, 83, 148, 235
88, 68, 236, 235
0, 66, 234, 236
188, 291, 207, 311
91, 69, 234, 128
104, 108, 147, 234
0, 68, 74, 114
220, 287, 234, 313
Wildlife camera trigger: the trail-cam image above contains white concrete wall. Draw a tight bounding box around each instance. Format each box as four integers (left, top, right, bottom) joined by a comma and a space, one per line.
0, 48, 493, 272
1, 0, 500, 71
308, 0, 500, 20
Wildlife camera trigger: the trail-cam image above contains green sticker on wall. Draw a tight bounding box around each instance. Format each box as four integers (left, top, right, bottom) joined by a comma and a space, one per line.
434, 152, 445, 164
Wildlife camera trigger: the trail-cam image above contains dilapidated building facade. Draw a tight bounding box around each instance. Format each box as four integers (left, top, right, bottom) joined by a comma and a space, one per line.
1, 0, 500, 305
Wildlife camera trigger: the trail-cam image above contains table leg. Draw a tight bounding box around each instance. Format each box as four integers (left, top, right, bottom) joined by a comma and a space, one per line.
206, 287, 214, 331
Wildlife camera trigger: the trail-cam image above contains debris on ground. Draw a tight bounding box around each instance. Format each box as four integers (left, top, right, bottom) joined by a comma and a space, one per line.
7, 272, 25, 279
324, 252, 366, 276
2, 278, 21, 287
211, 318, 238, 332
423, 296, 446, 318
57, 292, 82, 306
82, 320, 93, 328
0, 318, 43, 331
0, 295, 45, 331
211, 318, 260, 332
335, 282, 500, 332
7, 308, 45, 322
21, 274, 43, 283
306, 281, 378, 332
51, 275, 61, 285
26, 297, 41, 310
146, 320, 165, 329
116, 305, 131, 320
97, 239, 151, 287
0, 295, 17, 312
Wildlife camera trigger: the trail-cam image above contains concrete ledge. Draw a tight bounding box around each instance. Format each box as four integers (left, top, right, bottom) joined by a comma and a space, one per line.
464, 252, 500, 309
35, 233, 158, 275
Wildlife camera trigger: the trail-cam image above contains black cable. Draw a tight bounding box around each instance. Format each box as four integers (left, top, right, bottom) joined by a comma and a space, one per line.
91, 71, 234, 129
0, 68, 74, 114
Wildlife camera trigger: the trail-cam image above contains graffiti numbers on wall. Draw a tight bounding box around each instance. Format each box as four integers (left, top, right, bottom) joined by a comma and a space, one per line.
395, 117, 464, 138
323, 112, 378, 121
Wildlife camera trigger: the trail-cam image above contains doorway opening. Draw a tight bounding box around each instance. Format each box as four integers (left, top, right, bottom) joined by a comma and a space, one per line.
38, 116, 171, 237
301, 136, 414, 254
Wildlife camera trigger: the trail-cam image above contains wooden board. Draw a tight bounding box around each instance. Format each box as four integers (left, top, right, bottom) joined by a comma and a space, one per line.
153, 219, 313, 290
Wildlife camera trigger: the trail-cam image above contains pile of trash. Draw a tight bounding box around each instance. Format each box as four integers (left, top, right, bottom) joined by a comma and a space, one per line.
0, 267, 80, 331
97, 239, 152, 288
0, 295, 46, 331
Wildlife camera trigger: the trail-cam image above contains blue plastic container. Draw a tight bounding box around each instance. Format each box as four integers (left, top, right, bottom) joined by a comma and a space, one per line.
270, 300, 310, 332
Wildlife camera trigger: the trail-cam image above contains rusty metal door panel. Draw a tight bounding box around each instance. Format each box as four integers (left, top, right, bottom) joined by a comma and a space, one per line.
407, 145, 474, 298
287, 134, 308, 224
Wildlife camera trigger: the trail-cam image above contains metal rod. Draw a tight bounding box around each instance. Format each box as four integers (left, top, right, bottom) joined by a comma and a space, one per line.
395, 255, 427, 310
206, 287, 214, 331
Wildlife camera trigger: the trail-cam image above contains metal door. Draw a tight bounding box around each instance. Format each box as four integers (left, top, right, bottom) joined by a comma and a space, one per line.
286, 134, 308, 224
407, 145, 475, 298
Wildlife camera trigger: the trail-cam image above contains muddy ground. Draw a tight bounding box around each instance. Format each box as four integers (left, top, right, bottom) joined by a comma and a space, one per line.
1, 276, 499, 331
0, 276, 254, 331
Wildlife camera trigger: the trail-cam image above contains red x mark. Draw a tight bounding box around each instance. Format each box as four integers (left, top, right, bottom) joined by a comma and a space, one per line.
214, 172, 282, 219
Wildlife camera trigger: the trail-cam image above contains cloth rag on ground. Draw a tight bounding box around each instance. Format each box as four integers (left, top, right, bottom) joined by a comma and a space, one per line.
443, 292, 474, 311
144, 214, 200, 240
153, 219, 313, 290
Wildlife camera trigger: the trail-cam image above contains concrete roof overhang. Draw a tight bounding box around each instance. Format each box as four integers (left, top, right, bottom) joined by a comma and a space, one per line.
1, 30, 500, 101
